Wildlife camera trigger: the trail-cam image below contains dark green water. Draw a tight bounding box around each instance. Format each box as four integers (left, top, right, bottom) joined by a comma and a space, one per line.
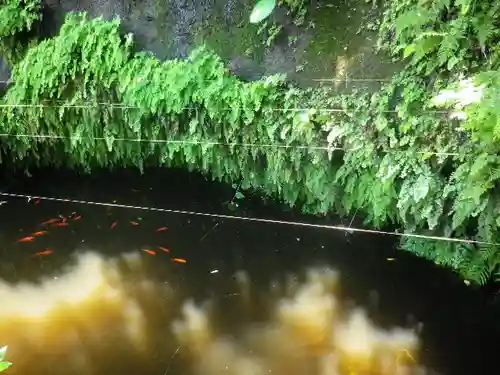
0, 167, 498, 375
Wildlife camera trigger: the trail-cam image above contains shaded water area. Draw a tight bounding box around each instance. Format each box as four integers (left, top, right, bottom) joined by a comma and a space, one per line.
0, 168, 498, 375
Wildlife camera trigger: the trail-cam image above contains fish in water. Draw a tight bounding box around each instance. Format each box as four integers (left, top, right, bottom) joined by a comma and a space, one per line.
130, 221, 139, 226
141, 249, 156, 256
32, 231, 48, 237
52, 222, 69, 227
33, 250, 53, 256
73, 215, 82, 221
17, 236, 35, 243
158, 247, 170, 254
41, 218, 61, 225
156, 227, 169, 232
172, 258, 187, 264
111, 221, 118, 229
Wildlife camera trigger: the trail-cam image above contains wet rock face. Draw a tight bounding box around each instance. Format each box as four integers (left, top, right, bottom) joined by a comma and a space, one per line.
1, 0, 397, 90
229, 56, 266, 82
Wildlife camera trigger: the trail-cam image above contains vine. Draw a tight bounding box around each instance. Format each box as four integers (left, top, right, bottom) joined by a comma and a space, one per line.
2, 0, 500, 285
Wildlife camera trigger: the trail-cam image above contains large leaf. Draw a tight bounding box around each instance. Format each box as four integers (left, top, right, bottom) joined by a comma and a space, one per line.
0, 361, 12, 372
249, 0, 276, 24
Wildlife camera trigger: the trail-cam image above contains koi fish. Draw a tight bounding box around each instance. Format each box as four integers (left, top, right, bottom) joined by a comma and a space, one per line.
32, 231, 48, 237
111, 221, 118, 229
130, 221, 139, 226
73, 215, 82, 221
156, 227, 169, 232
52, 222, 69, 227
34, 199, 41, 205
41, 218, 61, 225
141, 249, 156, 256
172, 258, 187, 264
158, 247, 170, 254
33, 250, 53, 256
17, 236, 35, 243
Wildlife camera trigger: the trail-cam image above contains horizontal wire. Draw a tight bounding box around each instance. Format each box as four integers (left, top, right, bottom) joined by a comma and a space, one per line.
0, 77, 396, 85
0, 192, 495, 247
0, 102, 450, 115
0, 132, 461, 157
312, 78, 392, 82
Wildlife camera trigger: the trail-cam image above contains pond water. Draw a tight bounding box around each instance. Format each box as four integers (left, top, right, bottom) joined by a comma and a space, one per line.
0, 167, 498, 375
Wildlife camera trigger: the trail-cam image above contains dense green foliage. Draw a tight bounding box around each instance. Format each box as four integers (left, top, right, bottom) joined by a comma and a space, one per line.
0, 0, 41, 64
1, 0, 500, 284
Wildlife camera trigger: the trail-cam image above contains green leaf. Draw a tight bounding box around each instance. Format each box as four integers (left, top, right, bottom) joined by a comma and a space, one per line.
249, 0, 276, 24
375, 116, 388, 131
413, 175, 430, 203
235, 191, 245, 199
0, 361, 12, 372
403, 44, 416, 58
0, 347, 7, 362
447, 56, 459, 71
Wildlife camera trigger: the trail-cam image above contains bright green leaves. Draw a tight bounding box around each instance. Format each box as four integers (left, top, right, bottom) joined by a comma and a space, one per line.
0, 346, 12, 372
380, 0, 500, 76
0, 0, 41, 36
0, 0, 41, 63
249, 0, 276, 24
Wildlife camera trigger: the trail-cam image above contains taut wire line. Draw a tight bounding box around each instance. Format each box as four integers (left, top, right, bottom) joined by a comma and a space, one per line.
0, 77, 396, 85
0, 132, 462, 157
312, 78, 392, 82
0, 192, 496, 247
0, 101, 450, 115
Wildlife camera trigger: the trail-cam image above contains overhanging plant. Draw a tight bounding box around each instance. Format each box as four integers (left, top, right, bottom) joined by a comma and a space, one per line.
0, 346, 12, 372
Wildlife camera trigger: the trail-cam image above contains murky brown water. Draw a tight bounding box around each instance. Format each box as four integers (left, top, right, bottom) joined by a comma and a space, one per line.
0, 251, 426, 375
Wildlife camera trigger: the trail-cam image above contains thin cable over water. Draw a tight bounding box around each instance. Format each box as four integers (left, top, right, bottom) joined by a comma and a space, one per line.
0, 192, 496, 247
0, 133, 462, 157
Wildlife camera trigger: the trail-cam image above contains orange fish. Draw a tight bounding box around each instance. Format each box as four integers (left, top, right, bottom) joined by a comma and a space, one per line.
33, 250, 53, 256
130, 221, 139, 226
158, 247, 170, 254
156, 227, 169, 232
17, 236, 35, 243
41, 218, 60, 225
73, 215, 82, 221
32, 231, 48, 237
141, 249, 156, 256
172, 258, 187, 264
52, 222, 69, 227
111, 221, 118, 229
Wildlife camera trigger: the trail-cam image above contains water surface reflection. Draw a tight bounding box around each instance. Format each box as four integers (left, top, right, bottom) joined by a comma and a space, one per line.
1, 251, 425, 375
